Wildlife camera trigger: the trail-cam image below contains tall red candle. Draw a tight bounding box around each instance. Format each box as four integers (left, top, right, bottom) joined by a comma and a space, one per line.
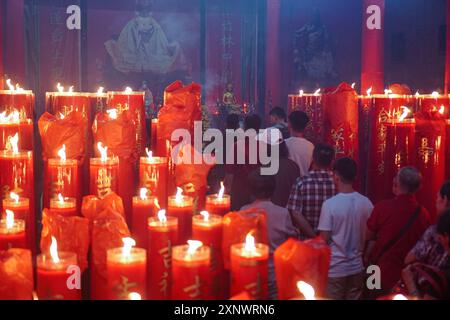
147, 210, 178, 300
416, 92, 449, 114
89, 142, 119, 198
37, 237, 81, 300
171, 241, 211, 300
0, 113, 33, 151
230, 233, 269, 300
106, 238, 147, 300
192, 211, 224, 299
168, 188, 194, 245
49, 195, 77, 217
139, 151, 168, 208
132, 188, 157, 248
0, 210, 26, 250
0, 82, 34, 119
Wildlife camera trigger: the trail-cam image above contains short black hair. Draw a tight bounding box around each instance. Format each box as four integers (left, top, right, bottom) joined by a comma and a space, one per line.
226, 114, 240, 130
244, 114, 262, 131
288, 111, 310, 133
437, 210, 450, 246
269, 107, 287, 122
313, 144, 335, 168
333, 157, 357, 184
248, 169, 276, 199
440, 181, 450, 200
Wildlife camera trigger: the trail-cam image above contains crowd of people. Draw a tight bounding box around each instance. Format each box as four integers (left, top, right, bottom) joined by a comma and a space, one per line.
210, 107, 450, 300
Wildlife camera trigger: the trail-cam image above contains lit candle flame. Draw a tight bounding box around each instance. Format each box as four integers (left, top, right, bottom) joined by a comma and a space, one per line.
157, 209, 167, 223
8, 133, 19, 154
187, 240, 203, 255
438, 105, 445, 115
351, 82, 356, 89
6, 79, 14, 91
314, 88, 321, 96
122, 237, 136, 258
200, 211, 210, 222
297, 281, 316, 300
5, 209, 15, 229
139, 188, 148, 200
393, 294, 408, 300
384, 89, 392, 96
218, 181, 225, 199
50, 236, 60, 264
97, 142, 108, 162
57, 83, 64, 93
58, 193, 65, 204
125, 87, 133, 94
299, 90, 304, 97
10, 192, 19, 203
366, 87, 372, 96
145, 148, 153, 159
431, 91, 439, 99
97, 87, 104, 94
106, 109, 118, 120
68, 86, 74, 93
154, 198, 160, 209
398, 106, 411, 122
244, 233, 256, 253
415, 91, 420, 98
0, 110, 20, 124
175, 187, 183, 204
57, 145, 66, 161
128, 292, 141, 300
59, 112, 65, 120
15, 84, 24, 93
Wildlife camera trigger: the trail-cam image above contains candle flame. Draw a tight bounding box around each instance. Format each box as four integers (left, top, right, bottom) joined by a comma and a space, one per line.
218, 181, 225, 199
299, 89, 304, 97
6, 79, 14, 91
366, 87, 372, 96
58, 145, 66, 161
157, 209, 167, 223
59, 112, 65, 120
431, 91, 439, 99
5, 209, 14, 229
200, 211, 210, 222
297, 281, 316, 300
145, 148, 153, 159
139, 188, 148, 200
154, 198, 160, 209
97, 87, 104, 94
398, 106, 411, 122
57, 83, 64, 93
128, 292, 141, 300
106, 109, 118, 120
10, 192, 19, 203
351, 82, 356, 89
58, 193, 65, 204
15, 84, 24, 93
50, 236, 60, 264
175, 187, 183, 204
122, 237, 136, 258
438, 105, 445, 115
314, 88, 321, 96
244, 233, 256, 253
187, 240, 203, 255
393, 294, 408, 300
68, 86, 74, 93
384, 89, 393, 96
8, 133, 19, 154
125, 87, 133, 94
97, 142, 108, 162
415, 91, 420, 97
0, 110, 20, 124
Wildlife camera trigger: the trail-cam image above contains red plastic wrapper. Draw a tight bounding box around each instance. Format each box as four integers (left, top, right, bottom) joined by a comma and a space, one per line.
0, 248, 34, 300
389, 84, 412, 95
274, 237, 330, 300
156, 81, 202, 157
93, 110, 138, 225
222, 209, 268, 270
81, 192, 125, 222
173, 143, 214, 210
40, 209, 89, 271
323, 83, 359, 162
414, 113, 447, 223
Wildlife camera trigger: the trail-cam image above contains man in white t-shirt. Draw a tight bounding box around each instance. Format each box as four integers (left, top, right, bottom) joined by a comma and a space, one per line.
285, 111, 314, 177
318, 157, 373, 300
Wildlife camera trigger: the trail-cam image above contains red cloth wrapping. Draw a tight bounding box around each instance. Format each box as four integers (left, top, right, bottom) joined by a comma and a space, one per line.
93, 110, 137, 225
323, 83, 359, 162
274, 237, 330, 300
0, 248, 33, 300
40, 208, 90, 271
414, 113, 447, 223
156, 81, 202, 157
222, 209, 268, 270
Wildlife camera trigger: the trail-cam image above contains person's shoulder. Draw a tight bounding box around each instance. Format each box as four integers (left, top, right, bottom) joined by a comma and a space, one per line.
354, 192, 373, 206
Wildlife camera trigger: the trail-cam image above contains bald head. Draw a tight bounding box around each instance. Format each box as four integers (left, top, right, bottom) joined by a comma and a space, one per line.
396, 166, 422, 194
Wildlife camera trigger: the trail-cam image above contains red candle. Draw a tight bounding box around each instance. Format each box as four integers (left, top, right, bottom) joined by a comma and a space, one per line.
0, 112, 33, 151
107, 237, 147, 300
150, 119, 158, 153
49, 194, 77, 217
416, 92, 449, 114
0, 210, 26, 250
44, 145, 80, 210
89, 142, 119, 198
139, 150, 168, 208
446, 120, 450, 180
168, 188, 194, 244
132, 188, 157, 248
205, 182, 230, 216
147, 210, 178, 300
192, 211, 224, 299
0, 81, 34, 119
107, 89, 146, 155
171, 240, 211, 300
230, 233, 269, 300
37, 237, 81, 300
2, 192, 29, 221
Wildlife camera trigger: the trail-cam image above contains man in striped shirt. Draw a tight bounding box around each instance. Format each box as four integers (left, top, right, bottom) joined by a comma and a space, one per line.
287, 143, 336, 239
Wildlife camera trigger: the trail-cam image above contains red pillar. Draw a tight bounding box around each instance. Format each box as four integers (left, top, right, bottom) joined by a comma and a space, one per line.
445, 0, 450, 94
265, 0, 281, 118
361, 0, 385, 94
